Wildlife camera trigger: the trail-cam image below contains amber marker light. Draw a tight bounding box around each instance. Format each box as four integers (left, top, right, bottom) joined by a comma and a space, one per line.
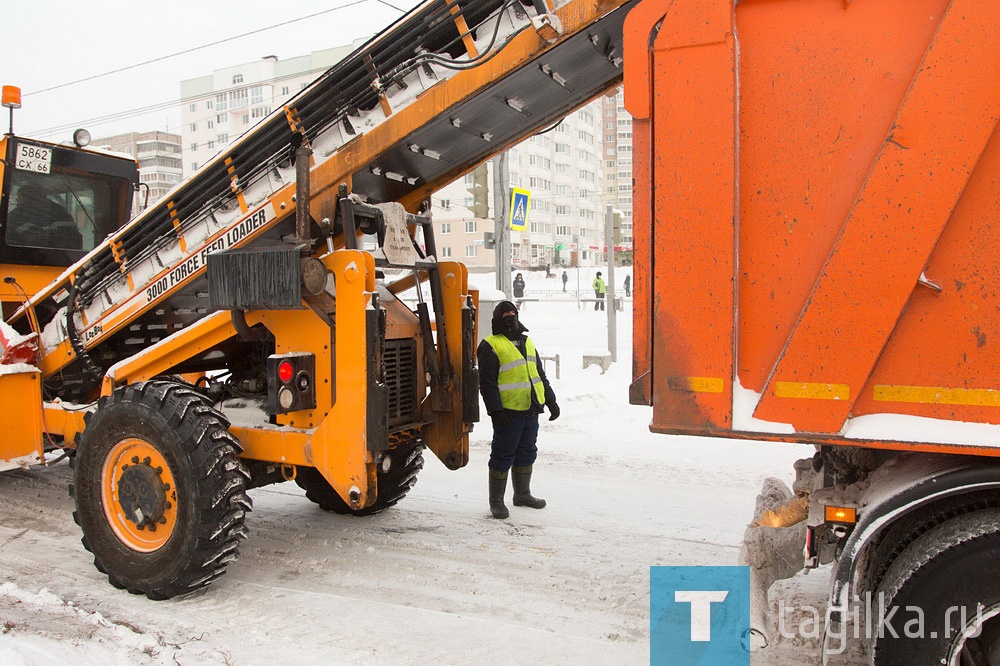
1, 85, 21, 109
824, 505, 858, 524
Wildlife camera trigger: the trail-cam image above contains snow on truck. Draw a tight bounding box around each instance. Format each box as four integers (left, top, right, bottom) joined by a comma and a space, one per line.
0, 0, 997, 662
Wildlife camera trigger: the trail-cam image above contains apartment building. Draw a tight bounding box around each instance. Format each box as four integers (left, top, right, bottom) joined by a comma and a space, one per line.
431, 99, 606, 270
92, 131, 182, 213
602, 87, 633, 262
179, 43, 360, 176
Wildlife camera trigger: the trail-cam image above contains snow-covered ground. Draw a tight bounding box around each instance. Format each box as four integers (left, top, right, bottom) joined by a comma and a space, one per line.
0, 268, 834, 664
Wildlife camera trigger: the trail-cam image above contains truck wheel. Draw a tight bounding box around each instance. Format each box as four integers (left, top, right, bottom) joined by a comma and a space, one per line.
296, 440, 424, 516
872, 509, 1000, 665
72, 381, 251, 600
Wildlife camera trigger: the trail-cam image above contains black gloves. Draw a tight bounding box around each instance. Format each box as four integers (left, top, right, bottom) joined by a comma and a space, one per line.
491, 410, 513, 430
547, 401, 560, 421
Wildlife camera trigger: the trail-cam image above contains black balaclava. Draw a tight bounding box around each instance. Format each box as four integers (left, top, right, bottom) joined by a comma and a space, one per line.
491, 300, 528, 340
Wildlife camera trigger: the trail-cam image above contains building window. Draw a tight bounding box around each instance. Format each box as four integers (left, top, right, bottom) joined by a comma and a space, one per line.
554, 163, 570, 175
441, 222, 451, 234
579, 170, 595, 182
441, 246, 452, 258
207, 120, 214, 129
242, 114, 249, 124
206, 100, 213, 110
191, 162, 199, 171
189, 123, 197, 132
217, 114, 225, 124
189, 103, 197, 112
281, 86, 290, 95
556, 225, 572, 236
555, 143, 570, 154
232, 74, 244, 84
555, 207, 571, 216
300, 82, 309, 90
465, 245, 477, 258
190, 142, 198, 151
528, 177, 551, 190
250, 86, 264, 105
465, 220, 477, 233
578, 130, 594, 143
528, 154, 550, 169
216, 93, 227, 112
207, 140, 215, 150
218, 133, 228, 144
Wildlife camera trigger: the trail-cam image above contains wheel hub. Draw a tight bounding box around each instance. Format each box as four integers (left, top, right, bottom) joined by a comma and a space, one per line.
101, 438, 178, 552
117, 459, 168, 530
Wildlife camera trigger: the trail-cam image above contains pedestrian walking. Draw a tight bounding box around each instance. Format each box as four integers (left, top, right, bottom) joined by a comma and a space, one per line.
512, 273, 526, 299
561, 270, 568, 292
477, 301, 559, 519
593, 272, 606, 311
623, 274, 631, 298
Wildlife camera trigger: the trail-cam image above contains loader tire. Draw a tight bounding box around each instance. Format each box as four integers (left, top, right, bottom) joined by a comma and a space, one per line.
72, 381, 251, 600
871, 509, 1000, 665
296, 440, 424, 516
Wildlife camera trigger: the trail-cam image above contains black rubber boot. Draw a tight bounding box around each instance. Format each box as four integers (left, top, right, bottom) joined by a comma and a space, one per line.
511, 466, 546, 509
489, 469, 509, 519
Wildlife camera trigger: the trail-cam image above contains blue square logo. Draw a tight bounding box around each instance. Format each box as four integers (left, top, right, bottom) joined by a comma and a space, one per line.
650, 566, 750, 665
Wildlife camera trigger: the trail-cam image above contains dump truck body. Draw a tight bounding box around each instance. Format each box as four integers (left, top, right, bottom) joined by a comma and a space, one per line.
624, 0, 999, 661
626, 0, 999, 451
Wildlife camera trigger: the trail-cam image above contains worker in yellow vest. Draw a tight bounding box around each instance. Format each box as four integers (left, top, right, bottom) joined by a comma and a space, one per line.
477, 301, 560, 519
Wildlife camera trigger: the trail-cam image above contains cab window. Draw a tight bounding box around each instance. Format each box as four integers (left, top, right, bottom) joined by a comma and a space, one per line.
6, 170, 122, 252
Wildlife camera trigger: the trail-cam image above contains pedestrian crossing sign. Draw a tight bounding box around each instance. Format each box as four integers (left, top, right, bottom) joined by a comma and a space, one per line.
509, 187, 530, 231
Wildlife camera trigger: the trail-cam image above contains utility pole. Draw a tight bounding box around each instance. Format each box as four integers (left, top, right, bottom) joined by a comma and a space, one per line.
493, 152, 512, 299
605, 203, 617, 362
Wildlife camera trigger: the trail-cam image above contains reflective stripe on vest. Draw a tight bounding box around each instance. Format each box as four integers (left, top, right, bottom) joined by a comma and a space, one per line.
485, 334, 546, 411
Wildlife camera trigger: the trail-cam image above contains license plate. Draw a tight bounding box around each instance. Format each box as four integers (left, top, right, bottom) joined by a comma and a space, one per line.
15, 143, 52, 174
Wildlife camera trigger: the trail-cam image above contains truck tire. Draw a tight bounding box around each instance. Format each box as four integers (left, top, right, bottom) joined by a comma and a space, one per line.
872, 509, 1000, 665
72, 381, 251, 600
295, 440, 424, 516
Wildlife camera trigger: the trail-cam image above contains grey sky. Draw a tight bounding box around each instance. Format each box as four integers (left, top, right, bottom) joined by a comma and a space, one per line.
3, 0, 422, 141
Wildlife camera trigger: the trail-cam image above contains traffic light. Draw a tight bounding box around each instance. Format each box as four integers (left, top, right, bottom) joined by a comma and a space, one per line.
466, 163, 490, 218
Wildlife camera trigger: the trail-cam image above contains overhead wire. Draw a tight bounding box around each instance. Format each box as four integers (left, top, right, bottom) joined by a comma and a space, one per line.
25, 0, 374, 98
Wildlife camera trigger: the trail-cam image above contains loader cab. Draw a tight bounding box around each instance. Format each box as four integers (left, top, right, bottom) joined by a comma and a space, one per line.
0, 134, 138, 300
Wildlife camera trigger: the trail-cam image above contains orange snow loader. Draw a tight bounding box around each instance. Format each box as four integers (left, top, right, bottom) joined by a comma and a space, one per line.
0, 0, 637, 601
624, 0, 999, 662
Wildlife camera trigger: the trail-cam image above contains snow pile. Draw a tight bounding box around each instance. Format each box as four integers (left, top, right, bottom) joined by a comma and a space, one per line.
0, 582, 164, 665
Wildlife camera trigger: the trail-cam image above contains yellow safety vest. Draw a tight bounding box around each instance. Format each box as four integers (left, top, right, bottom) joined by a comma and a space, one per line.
485, 334, 546, 411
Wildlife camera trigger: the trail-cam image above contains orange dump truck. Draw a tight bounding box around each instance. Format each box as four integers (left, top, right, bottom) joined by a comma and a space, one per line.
624, 0, 998, 662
